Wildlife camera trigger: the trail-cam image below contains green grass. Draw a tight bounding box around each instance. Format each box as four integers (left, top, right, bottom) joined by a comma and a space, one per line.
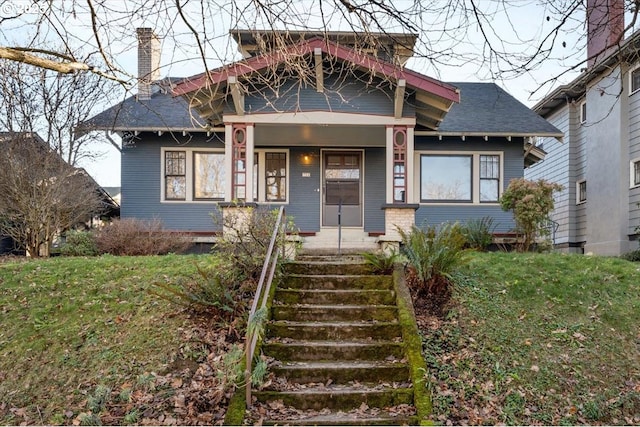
422, 252, 640, 425
0, 254, 209, 425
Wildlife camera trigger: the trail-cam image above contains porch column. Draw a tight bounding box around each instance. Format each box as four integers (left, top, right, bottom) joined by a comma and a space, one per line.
245, 124, 254, 202
381, 125, 417, 250
224, 123, 233, 202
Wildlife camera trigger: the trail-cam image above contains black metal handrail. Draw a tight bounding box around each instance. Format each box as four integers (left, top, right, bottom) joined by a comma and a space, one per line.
244, 206, 285, 408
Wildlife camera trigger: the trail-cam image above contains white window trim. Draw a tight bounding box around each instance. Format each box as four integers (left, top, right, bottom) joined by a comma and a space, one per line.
579, 101, 587, 124
576, 179, 587, 205
161, 147, 225, 203
630, 157, 640, 189
630, 64, 640, 96
254, 149, 290, 204
414, 150, 504, 205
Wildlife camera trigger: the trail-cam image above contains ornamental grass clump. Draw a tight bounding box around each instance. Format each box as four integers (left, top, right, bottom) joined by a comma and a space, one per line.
499, 178, 563, 252
399, 222, 469, 311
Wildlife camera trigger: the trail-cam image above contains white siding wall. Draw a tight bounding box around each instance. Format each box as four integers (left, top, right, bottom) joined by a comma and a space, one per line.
525, 108, 572, 245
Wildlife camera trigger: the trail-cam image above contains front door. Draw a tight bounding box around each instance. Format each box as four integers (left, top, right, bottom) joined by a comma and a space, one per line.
322, 151, 363, 227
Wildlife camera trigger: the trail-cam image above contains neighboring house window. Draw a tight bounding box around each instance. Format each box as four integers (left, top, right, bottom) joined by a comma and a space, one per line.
162, 148, 225, 202
577, 179, 587, 204
631, 158, 640, 187
580, 101, 587, 124
165, 151, 186, 200
419, 151, 503, 204
265, 152, 287, 201
193, 152, 225, 200
631, 66, 640, 94
421, 154, 472, 202
480, 154, 500, 202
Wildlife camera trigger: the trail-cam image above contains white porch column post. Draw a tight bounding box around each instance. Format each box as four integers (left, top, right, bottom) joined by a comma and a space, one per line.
406, 126, 415, 203
224, 123, 233, 202
385, 126, 394, 204
245, 124, 254, 202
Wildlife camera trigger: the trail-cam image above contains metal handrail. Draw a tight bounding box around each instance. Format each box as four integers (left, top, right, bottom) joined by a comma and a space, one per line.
245, 206, 285, 408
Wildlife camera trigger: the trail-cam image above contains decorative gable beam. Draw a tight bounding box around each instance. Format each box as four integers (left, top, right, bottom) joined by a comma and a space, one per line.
228, 76, 244, 116
415, 92, 454, 113
314, 48, 324, 93
394, 79, 406, 119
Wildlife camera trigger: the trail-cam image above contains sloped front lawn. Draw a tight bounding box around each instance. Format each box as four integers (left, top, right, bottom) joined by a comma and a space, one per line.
419, 252, 640, 425
0, 254, 243, 426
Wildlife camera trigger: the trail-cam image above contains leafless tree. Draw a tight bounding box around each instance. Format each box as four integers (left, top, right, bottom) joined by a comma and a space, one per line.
0, 59, 117, 166
0, 133, 103, 257
1, 1, 638, 99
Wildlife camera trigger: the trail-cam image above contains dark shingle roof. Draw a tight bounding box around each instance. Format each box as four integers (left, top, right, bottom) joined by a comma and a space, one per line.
82, 79, 560, 137
437, 82, 562, 136
79, 78, 206, 133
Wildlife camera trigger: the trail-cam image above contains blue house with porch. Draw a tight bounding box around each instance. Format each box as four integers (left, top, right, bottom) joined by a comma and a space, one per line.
83, 29, 560, 251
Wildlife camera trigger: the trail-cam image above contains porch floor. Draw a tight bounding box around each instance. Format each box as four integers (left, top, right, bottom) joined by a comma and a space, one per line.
301, 228, 379, 253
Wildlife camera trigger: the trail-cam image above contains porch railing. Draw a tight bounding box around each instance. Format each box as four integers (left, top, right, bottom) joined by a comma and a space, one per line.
245, 206, 285, 408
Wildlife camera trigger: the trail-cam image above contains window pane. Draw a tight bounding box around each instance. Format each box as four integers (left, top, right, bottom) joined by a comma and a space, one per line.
165, 151, 185, 175
579, 181, 587, 202
194, 152, 225, 199
480, 180, 499, 202
253, 153, 258, 201
480, 155, 499, 179
421, 155, 472, 201
634, 161, 640, 186
166, 176, 186, 199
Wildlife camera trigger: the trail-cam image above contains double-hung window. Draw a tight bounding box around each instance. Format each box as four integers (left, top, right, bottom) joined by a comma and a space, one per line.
419, 152, 502, 204
165, 151, 186, 200
576, 179, 587, 204
265, 152, 287, 201
480, 155, 500, 202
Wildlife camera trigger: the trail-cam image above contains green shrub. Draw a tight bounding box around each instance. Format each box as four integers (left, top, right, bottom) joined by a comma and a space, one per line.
462, 216, 496, 251
60, 230, 98, 256
362, 249, 400, 274
399, 222, 469, 303
500, 178, 563, 252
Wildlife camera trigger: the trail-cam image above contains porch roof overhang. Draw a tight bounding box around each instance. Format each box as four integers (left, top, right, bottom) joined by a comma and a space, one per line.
172, 36, 460, 130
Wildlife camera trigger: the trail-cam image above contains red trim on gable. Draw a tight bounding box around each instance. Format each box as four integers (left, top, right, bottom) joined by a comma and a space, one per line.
172, 37, 460, 104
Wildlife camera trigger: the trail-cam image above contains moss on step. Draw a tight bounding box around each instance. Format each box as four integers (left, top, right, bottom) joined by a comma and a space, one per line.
393, 266, 433, 424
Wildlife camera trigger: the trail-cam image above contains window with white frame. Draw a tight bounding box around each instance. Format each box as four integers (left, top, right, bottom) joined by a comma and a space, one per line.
253, 150, 289, 203
577, 179, 587, 204
631, 66, 640, 94
162, 148, 225, 202
580, 101, 587, 124
419, 152, 503, 203
631, 158, 640, 187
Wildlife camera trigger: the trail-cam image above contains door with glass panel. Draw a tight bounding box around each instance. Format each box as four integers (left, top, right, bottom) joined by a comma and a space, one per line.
322, 151, 362, 227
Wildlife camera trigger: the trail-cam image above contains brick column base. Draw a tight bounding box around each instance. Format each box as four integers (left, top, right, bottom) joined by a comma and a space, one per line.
379, 204, 419, 252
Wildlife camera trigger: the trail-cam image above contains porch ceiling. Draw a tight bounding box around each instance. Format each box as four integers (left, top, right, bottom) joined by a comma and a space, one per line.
254, 124, 386, 147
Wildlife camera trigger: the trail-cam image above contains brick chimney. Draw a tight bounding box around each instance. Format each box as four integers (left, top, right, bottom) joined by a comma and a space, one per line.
587, 0, 624, 68
136, 28, 161, 100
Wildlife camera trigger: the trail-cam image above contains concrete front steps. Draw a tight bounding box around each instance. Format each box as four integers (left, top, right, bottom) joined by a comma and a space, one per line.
250, 255, 418, 425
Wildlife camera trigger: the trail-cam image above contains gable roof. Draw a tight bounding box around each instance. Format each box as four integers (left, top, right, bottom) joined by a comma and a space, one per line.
172, 36, 460, 130
431, 82, 563, 137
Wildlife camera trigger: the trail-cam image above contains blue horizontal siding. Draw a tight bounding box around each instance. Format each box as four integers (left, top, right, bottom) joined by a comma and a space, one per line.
121, 132, 224, 232
414, 136, 521, 232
